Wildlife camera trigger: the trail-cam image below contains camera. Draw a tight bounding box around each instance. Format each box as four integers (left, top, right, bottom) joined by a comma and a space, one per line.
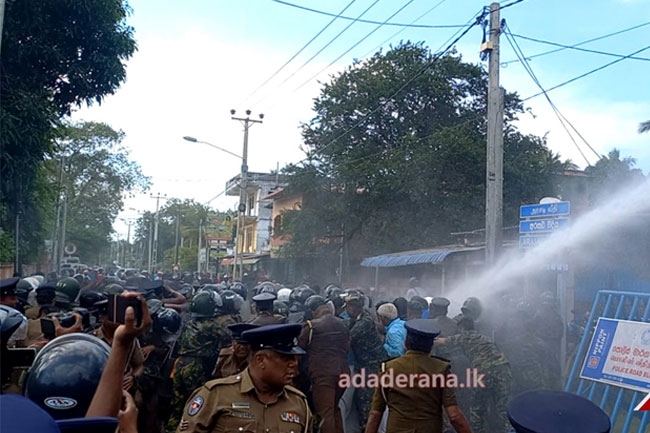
40, 307, 92, 340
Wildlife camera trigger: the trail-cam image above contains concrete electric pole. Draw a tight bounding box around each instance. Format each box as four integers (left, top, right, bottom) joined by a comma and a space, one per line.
150, 193, 167, 274
483, 2, 504, 267
230, 109, 263, 281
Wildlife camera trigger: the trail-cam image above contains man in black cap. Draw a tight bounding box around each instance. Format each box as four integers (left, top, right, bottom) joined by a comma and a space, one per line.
249, 292, 284, 325
175, 323, 313, 433
507, 390, 611, 433
365, 319, 472, 433
211, 323, 258, 379
0, 277, 20, 309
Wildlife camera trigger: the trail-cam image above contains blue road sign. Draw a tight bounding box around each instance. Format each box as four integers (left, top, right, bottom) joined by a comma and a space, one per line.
520, 201, 570, 218
519, 235, 547, 248
519, 217, 570, 234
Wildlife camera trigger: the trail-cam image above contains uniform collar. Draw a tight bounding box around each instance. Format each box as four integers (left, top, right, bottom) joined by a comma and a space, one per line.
239, 367, 288, 401
405, 350, 430, 356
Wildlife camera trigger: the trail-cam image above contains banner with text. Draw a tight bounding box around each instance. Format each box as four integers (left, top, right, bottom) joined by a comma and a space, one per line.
580, 318, 650, 393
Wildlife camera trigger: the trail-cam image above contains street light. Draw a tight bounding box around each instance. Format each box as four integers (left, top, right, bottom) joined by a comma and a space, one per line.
183, 136, 243, 160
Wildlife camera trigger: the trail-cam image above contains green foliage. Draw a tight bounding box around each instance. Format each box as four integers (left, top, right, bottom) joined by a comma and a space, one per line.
584, 149, 646, 202
0, 0, 137, 264
43, 121, 150, 264
280, 42, 569, 260
639, 120, 650, 134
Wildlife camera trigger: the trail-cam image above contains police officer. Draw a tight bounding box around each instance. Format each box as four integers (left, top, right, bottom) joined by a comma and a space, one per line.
365, 319, 472, 433
175, 323, 313, 433
507, 390, 611, 433
211, 323, 258, 379
429, 298, 458, 338
0, 277, 20, 309
249, 292, 284, 325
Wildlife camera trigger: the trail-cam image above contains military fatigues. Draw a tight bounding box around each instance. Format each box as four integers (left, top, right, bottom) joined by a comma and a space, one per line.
349, 310, 387, 426
175, 368, 313, 433
371, 351, 458, 433
169, 315, 235, 432
443, 331, 512, 433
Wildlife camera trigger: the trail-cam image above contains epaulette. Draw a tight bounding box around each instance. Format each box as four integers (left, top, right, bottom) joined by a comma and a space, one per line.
218, 346, 234, 357
285, 384, 307, 399
204, 374, 241, 390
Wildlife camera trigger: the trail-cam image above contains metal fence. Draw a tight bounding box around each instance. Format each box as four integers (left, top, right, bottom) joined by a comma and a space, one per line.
565, 290, 650, 433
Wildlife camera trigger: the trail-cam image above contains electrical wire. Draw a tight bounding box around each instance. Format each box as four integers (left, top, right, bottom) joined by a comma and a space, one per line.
503, 24, 599, 166
270, 0, 467, 28
522, 42, 650, 101
292, 0, 418, 93
298, 8, 488, 163
498, 0, 526, 10
509, 33, 650, 63
359, 0, 451, 59
242, 0, 359, 106
250, 0, 382, 109
501, 20, 650, 66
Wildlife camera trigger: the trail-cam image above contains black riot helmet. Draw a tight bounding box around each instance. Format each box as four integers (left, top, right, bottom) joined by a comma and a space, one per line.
292, 286, 316, 306
273, 300, 290, 318
229, 281, 247, 300
152, 308, 182, 343
220, 289, 244, 315
78, 291, 108, 314
304, 295, 327, 312
190, 290, 222, 318
55, 277, 82, 303
24, 333, 110, 419
146, 299, 164, 316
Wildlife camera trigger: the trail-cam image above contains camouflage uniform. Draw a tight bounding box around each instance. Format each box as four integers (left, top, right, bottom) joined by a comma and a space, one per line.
443, 331, 512, 433
349, 310, 387, 426
167, 315, 234, 433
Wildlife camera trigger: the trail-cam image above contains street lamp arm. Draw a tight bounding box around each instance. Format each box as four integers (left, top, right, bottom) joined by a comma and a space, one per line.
182, 136, 243, 160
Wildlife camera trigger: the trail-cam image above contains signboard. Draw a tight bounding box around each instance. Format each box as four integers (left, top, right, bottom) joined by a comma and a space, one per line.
580, 318, 650, 393
519, 217, 570, 234
204, 213, 233, 242
519, 234, 547, 248
520, 201, 570, 218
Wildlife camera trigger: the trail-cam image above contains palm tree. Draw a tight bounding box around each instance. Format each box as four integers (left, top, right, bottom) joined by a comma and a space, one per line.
639, 120, 650, 133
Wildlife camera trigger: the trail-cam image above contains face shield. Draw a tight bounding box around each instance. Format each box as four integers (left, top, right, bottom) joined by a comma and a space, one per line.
8, 317, 28, 345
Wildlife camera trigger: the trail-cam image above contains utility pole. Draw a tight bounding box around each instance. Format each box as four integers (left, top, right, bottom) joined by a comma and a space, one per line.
51, 157, 65, 272
147, 218, 153, 273
150, 193, 167, 274
174, 210, 181, 274
230, 109, 263, 281
59, 192, 68, 267
197, 219, 202, 274
483, 2, 504, 267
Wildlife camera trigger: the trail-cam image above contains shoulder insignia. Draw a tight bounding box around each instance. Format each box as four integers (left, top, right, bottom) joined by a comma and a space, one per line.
285, 384, 307, 398
204, 374, 241, 390
187, 395, 204, 416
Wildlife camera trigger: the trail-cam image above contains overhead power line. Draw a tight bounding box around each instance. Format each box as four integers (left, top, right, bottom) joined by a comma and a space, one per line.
522, 42, 650, 101
498, 0, 526, 10
359, 0, 451, 59
504, 24, 600, 166
243, 0, 359, 105
292, 0, 419, 93
510, 33, 650, 63
502, 20, 650, 66
250, 0, 382, 109
270, 0, 466, 28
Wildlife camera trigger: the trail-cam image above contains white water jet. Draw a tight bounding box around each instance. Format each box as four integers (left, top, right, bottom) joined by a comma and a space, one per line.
445, 177, 650, 314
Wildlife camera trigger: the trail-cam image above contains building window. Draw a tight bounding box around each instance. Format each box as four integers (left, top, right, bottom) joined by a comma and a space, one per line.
247, 191, 256, 216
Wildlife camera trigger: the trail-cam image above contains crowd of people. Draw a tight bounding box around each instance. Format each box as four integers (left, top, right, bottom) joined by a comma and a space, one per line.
0, 269, 606, 433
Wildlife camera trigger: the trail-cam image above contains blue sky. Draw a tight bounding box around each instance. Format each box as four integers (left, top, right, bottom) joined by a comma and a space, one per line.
71, 0, 650, 236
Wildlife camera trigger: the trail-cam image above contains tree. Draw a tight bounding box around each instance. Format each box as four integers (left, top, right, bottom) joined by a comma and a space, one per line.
584, 149, 646, 202
639, 120, 650, 134
280, 42, 569, 262
0, 0, 136, 263
43, 121, 150, 264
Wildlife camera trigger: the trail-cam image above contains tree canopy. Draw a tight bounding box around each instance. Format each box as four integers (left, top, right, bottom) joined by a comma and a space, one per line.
0, 0, 136, 264
278, 42, 570, 263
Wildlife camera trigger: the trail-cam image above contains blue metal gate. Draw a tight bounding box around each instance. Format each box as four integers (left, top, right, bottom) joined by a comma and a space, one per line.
565, 290, 650, 433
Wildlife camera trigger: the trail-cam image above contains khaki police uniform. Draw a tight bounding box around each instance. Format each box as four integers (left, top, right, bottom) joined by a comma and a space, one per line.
176, 367, 312, 433
371, 351, 458, 433
211, 346, 249, 379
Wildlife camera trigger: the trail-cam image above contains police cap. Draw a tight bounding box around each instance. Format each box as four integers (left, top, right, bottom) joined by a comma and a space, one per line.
404, 318, 440, 340
241, 323, 306, 355
228, 323, 259, 342
507, 390, 611, 433
252, 292, 276, 302
0, 277, 19, 297
430, 297, 450, 308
